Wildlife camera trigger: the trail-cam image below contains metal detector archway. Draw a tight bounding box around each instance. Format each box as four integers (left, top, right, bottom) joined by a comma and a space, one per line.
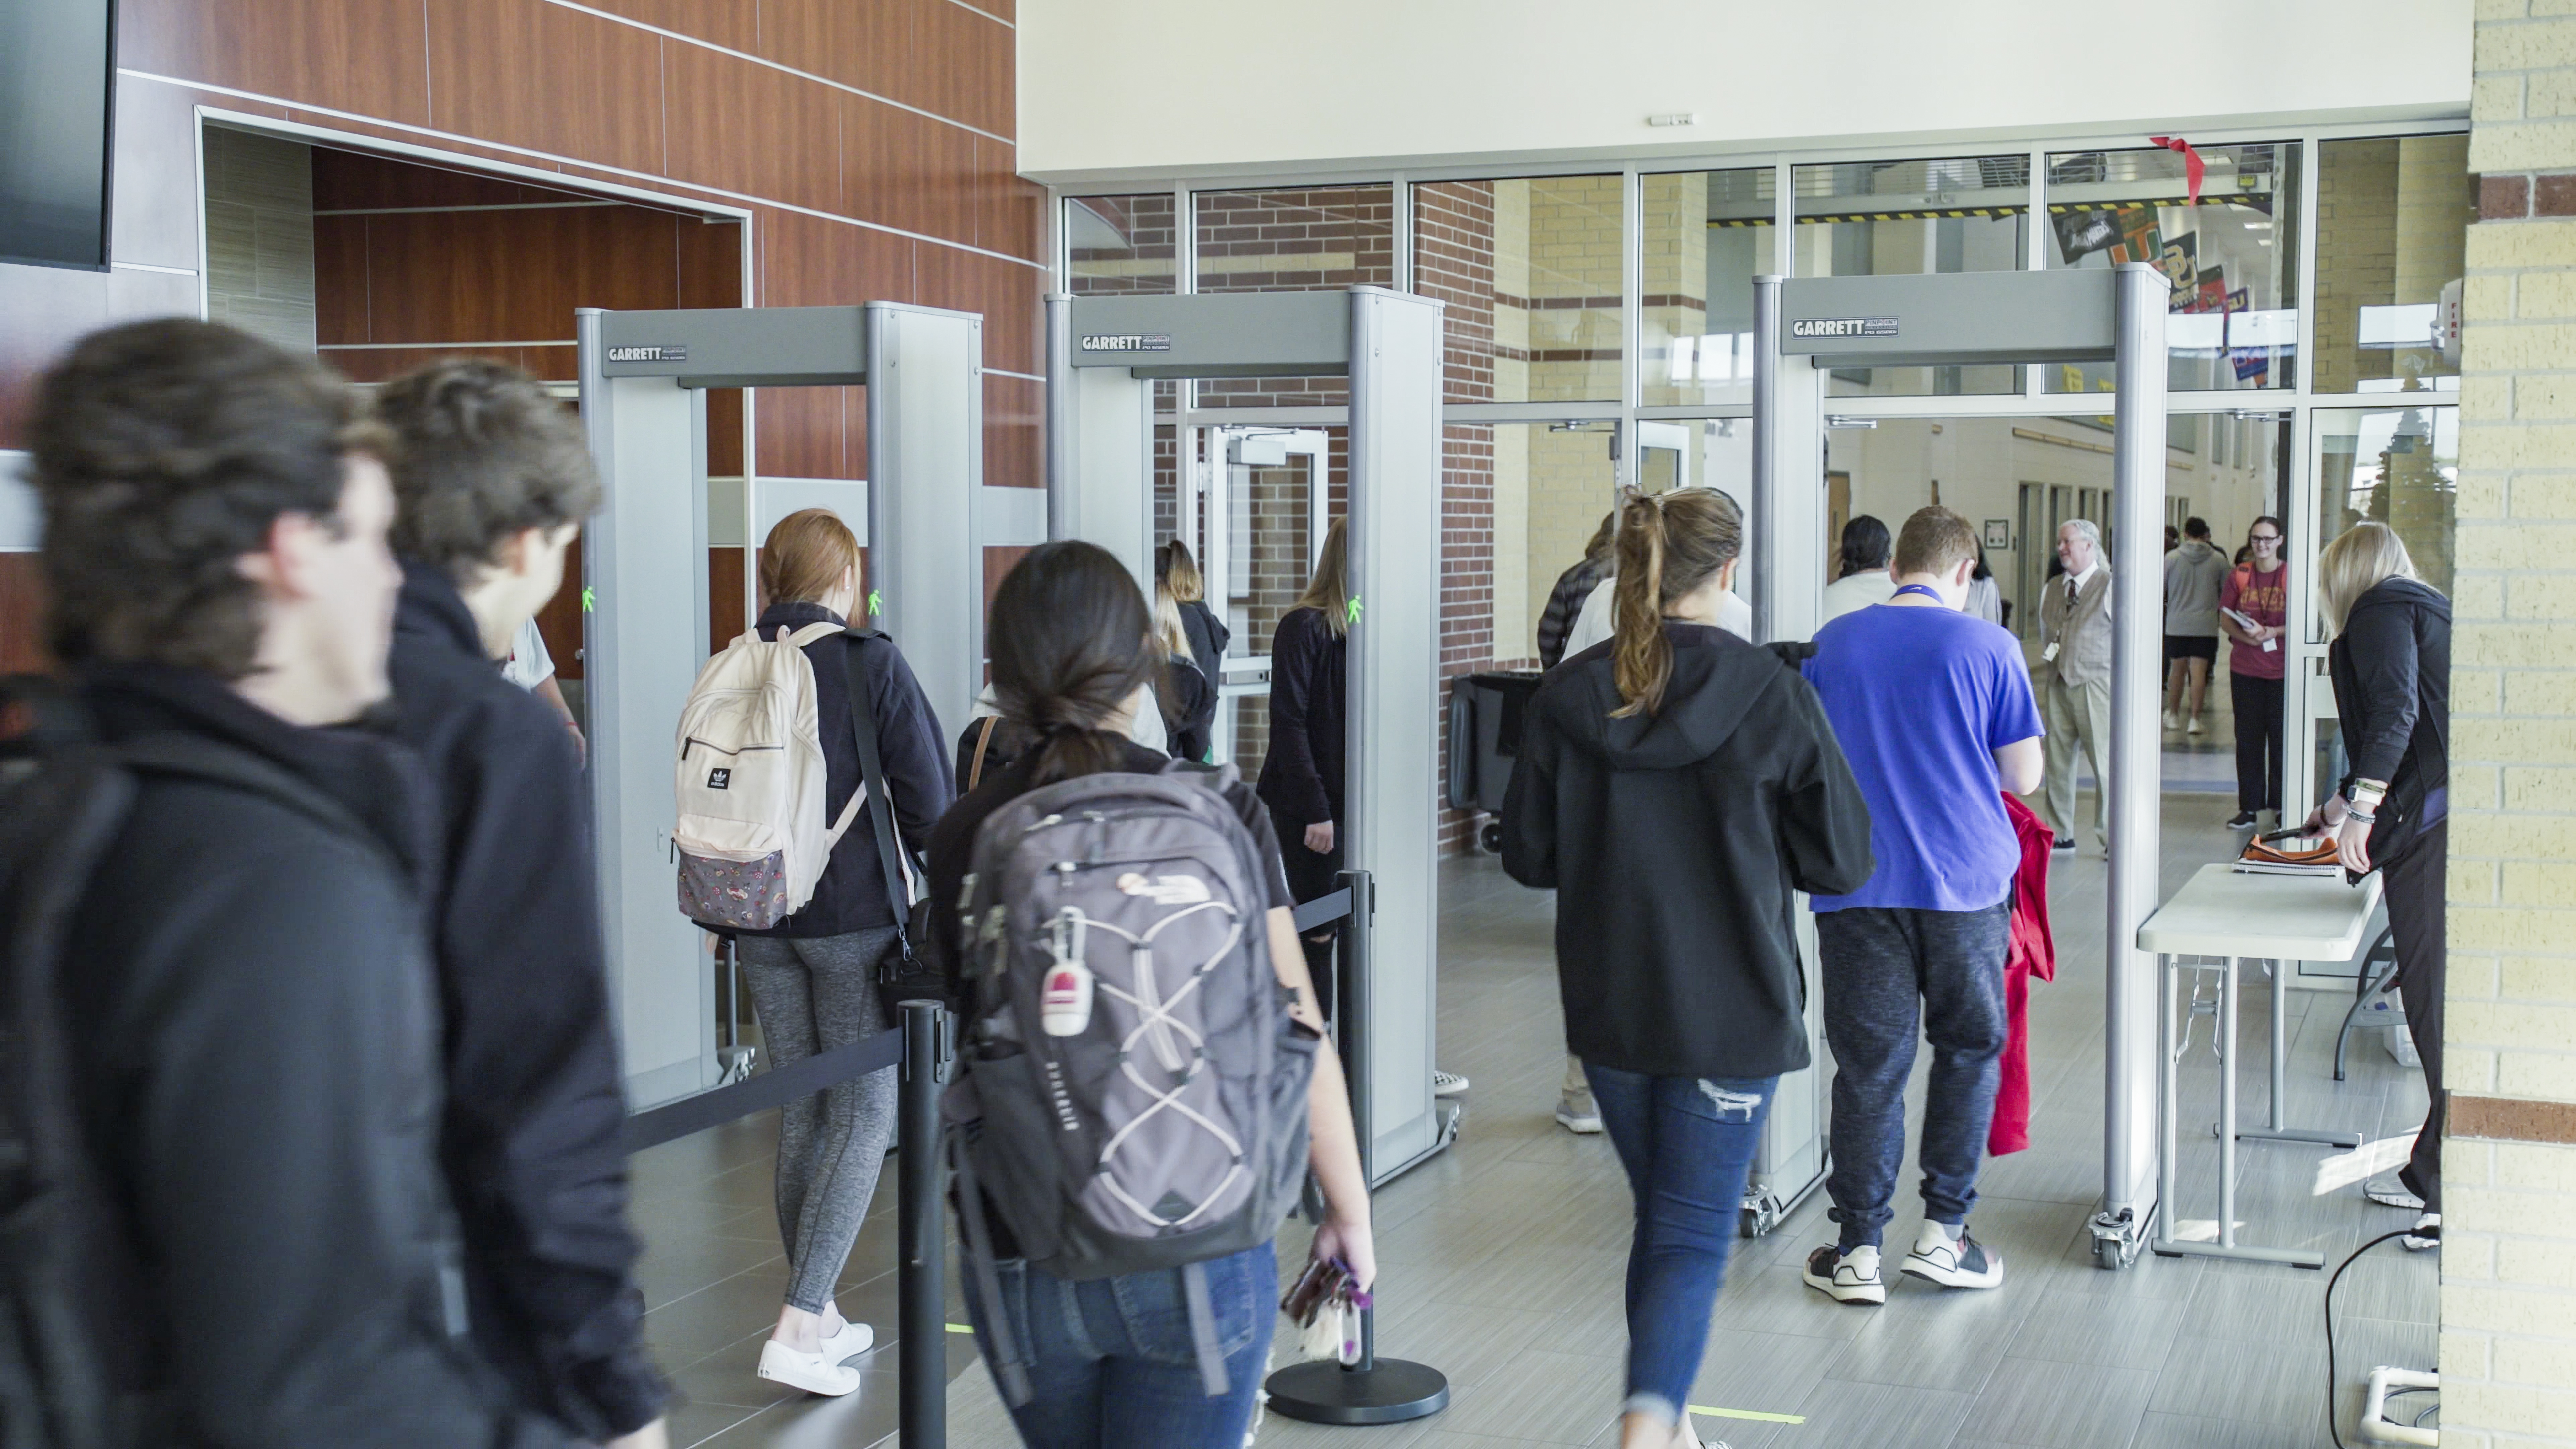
578, 302, 987, 1106
1752, 265, 2168, 1268
1045, 286, 1453, 1186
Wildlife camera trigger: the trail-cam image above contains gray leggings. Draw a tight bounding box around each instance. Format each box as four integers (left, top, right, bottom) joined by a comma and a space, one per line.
737, 928, 899, 1313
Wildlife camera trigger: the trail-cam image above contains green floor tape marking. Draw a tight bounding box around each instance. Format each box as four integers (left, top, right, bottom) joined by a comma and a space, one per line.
1690, 1405, 1806, 1425
947, 1323, 972, 1333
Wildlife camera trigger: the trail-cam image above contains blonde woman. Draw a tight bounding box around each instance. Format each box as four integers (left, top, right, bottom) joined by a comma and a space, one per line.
1152, 580, 1217, 762
1257, 518, 1352, 1019
2305, 521, 2450, 1250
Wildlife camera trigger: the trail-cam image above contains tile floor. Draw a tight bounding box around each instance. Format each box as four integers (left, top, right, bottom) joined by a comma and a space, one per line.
627, 786, 2438, 1448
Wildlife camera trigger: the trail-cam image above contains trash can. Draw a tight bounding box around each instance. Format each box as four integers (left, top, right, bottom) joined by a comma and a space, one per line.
1446, 670, 1545, 852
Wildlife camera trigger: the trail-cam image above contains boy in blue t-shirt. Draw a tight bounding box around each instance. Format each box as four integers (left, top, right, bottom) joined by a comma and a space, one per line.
1797, 506, 2046, 1308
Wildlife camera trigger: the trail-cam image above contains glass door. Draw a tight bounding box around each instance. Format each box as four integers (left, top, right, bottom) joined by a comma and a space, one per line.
1175, 424, 1332, 767
2294, 405, 2458, 819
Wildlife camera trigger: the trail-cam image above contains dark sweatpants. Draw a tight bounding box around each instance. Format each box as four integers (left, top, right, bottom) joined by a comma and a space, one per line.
1816, 901, 2012, 1251
2384, 819, 2447, 1214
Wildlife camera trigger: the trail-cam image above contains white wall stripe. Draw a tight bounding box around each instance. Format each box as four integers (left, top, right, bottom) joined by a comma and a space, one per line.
133, 73, 1046, 272
540, 0, 1014, 146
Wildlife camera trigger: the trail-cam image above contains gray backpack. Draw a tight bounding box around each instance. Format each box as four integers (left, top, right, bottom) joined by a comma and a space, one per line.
945, 763, 1317, 1402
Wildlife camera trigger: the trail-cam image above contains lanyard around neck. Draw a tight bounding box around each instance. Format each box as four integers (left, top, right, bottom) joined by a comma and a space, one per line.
1891, 584, 1946, 603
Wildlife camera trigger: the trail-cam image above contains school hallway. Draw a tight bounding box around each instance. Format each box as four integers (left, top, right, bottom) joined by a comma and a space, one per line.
623, 793, 2437, 1448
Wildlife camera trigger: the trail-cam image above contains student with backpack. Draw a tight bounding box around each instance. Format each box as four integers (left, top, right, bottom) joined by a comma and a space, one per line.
8, 318, 581, 1445
375, 360, 669, 1445
1154, 577, 1218, 762
1501, 489, 1873, 1449
672, 507, 953, 1396
925, 541, 1375, 1449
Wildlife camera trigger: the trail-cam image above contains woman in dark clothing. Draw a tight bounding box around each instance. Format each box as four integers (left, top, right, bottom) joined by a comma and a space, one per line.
1502, 489, 1873, 1449
1159, 539, 1231, 687
1538, 511, 1617, 668
1155, 579, 1219, 762
737, 508, 955, 1396
1257, 517, 1351, 1018
2306, 522, 2450, 1251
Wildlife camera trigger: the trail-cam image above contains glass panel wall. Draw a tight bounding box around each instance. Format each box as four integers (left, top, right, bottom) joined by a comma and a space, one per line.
2315, 405, 2457, 602
1478, 421, 1621, 665
2043, 142, 2300, 394
2314, 134, 2476, 395
1793, 155, 2029, 396
1641, 167, 1773, 407
1065, 193, 1177, 294
1414, 176, 1623, 405
1192, 185, 1394, 408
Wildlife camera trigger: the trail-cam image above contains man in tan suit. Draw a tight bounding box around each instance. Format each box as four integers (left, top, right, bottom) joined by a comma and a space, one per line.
2039, 519, 2114, 852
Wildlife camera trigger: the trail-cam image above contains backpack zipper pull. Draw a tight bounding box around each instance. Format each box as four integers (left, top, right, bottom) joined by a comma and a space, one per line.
1040, 908, 1093, 1037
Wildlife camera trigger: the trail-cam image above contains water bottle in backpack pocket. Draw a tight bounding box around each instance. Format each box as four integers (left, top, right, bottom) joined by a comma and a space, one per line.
944, 763, 1318, 1402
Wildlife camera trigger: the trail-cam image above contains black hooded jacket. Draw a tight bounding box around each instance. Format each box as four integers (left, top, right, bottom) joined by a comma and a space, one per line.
387, 565, 667, 1438
2329, 576, 2451, 867
1501, 623, 1874, 1080
63, 662, 575, 1448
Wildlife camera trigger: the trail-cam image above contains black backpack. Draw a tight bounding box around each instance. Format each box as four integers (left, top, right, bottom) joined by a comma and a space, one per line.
0, 678, 331, 1448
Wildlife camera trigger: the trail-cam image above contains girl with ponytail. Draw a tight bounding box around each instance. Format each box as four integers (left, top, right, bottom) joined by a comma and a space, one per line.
1502, 490, 1874, 1449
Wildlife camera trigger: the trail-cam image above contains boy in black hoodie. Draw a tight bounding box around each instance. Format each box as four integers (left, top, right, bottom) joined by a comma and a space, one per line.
377, 361, 670, 1445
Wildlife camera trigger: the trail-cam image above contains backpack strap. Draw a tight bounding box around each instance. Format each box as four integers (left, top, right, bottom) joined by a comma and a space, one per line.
838, 632, 921, 964
947, 1129, 1034, 1404
783, 621, 844, 649
966, 715, 1000, 791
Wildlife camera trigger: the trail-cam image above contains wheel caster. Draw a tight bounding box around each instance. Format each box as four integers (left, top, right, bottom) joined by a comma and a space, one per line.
2093, 1237, 2126, 1270
1479, 822, 1502, 853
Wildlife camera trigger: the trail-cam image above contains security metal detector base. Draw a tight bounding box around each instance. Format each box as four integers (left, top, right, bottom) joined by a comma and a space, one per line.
1742, 1153, 1828, 1240
1754, 266, 2169, 1268
578, 302, 990, 1107
1266, 1356, 1451, 1427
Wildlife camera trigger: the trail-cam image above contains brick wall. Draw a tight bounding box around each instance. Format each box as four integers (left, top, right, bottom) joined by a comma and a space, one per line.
2441, 5, 2576, 1441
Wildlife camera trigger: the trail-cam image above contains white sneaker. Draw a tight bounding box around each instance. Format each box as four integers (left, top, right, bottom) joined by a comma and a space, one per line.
1901, 1220, 2004, 1289
2364, 1173, 2424, 1211
2403, 1212, 2441, 1252
819, 1319, 874, 1363
2187, 714, 2205, 735
757, 1338, 863, 1396
1801, 1244, 1886, 1304
1555, 1087, 1604, 1134
2162, 709, 2181, 730
1433, 1070, 1470, 1097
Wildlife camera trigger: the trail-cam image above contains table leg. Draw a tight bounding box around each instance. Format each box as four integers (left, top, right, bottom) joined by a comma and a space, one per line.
2156, 953, 2177, 1254
2235, 955, 2363, 1150
2219, 957, 2238, 1251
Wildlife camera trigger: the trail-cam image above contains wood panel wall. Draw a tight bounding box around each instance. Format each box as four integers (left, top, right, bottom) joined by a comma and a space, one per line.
0, 0, 1046, 669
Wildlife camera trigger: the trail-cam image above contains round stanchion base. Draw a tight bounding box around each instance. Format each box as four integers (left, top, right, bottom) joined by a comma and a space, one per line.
1264, 1357, 1450, 1426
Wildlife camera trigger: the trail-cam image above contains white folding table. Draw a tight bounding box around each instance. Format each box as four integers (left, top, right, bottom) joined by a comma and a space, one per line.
2136, 863, 2384, 1268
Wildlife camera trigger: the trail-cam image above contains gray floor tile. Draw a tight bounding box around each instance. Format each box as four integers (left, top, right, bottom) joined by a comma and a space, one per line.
1431, 1345, 1623, 1443
2002, 1289, 2189, 1368
1955, 1355, 2158, 1447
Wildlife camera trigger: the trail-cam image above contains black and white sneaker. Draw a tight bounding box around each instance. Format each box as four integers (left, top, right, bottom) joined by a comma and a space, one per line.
2403, 1212, 2440, 1252
2228, 810, 2260, 829
2364, 1173, 2425, 1211
1901, 1221, 2004, 1289
2051, 835, 2076, 852
1801, 1244, 1887, 1304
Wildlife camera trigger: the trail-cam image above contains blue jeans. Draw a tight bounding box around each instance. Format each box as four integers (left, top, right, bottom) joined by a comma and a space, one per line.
1815, 901, 2011, 1250
1586, 1064, 1777, 1429
959, 1241, 1276, 1449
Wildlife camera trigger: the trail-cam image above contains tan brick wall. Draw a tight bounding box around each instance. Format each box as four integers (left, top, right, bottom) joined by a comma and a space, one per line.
2448, 5, 2576, 1441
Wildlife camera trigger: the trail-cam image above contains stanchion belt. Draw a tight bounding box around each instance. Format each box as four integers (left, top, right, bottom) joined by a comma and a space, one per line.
624, 1026, 905, 1153
1292, 888, 1353, 934
628, 887, 1352, 1152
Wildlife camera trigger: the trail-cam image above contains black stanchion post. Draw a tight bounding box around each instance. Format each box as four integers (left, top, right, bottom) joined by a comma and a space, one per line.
897, 1000, 948, 1449
1265, 869, 1450, 1426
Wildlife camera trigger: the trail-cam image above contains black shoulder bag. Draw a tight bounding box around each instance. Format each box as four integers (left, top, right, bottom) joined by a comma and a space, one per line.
839, 632, 949, 1019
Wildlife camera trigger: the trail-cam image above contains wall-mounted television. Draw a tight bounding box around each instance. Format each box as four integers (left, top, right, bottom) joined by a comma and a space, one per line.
0, 0, 117, 271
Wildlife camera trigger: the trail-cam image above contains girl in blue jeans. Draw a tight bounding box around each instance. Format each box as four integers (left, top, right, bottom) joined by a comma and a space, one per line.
925, 541, 1378, 1448
1502, 489, 1875, 1447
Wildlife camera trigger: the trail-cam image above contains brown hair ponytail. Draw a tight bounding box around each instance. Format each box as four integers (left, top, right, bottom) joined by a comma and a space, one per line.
1608, 488, 1743, 719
